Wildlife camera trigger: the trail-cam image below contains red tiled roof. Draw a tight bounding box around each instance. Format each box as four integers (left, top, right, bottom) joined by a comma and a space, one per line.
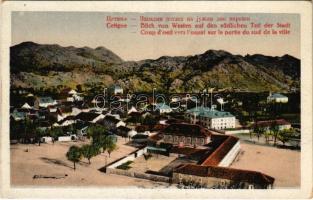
201, 135, 239, 166
174, 164, 274, 185
60, 88, 72, 94
148, 133, 163, 141
161, 123, 211, 138
57, 106, 72, 114
171, 147, 209, 156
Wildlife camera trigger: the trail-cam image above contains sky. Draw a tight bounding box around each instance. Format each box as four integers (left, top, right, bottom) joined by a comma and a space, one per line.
12, 12, 300, 61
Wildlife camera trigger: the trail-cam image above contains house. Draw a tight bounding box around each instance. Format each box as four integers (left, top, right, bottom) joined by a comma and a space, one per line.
155, 103, 172, 114
57, 106, 73, 118
61, 88, 84, 102
127, 106, 138, 114
48, 105, 57, 113
99, 115, 126, 130
72, 107, 82, 116
11, 109, 26, 121
75, 112, 104, 123
21, 103, 32, 109
116, 126, 131, 137
141, 111, 152, 118
131, 134, 149, 144
11, 108, 39, 121
75, 123, 89, 136
56, 116, 76, 127
40, 136, 53, 143
70, 93, 84, 102
161, 123, 211, 147
200, 135, 240, 167
48, 106, 73, 122
38, 109, 49, 120
267, 92, 288, 103
110, 84, 123, 95
172, 164, 274, 189
171, 133, 274, 189
68, 89, 77, 95
35, 97, 57, 108
171, 96, 181, 103
116, 126, 137, 138
187, 106, 236, 130
253, 119, 291, 131
58, 134, 78, 142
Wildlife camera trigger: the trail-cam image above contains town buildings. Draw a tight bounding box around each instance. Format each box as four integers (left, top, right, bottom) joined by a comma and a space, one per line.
11, 85, 295, 189
161, 123, 211, 147
35, 97, 57, 108
267, 92, 288, 103
99, 115, 126, 130
75, 112, 104, 124
253, 119, 292, 131
187, 106, 236, 130
171, 134, 274, 189
155, 103, 172, 114
172, 164, 274, 189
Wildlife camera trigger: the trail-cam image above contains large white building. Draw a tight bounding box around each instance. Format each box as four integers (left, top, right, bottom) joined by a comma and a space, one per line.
187, 106, 236, 130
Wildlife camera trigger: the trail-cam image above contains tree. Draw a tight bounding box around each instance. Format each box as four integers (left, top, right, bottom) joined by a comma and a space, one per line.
81, 144, 100, 164
277, 129, 293, 146
35, 128, 46, 146
87, 124, 107, 142
254, 124, 264, 142
106, 138, 117, 158
66, 146, 82, 170
49, 127, 63, 143
270, 121, 279, 146
23, 117, 35, 143
76, 84, 83, 92
97, 135, 110, 153
264, 130, 271, 143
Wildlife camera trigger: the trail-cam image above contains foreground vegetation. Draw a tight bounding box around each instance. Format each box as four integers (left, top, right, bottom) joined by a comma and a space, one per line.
66, 125, 117, 171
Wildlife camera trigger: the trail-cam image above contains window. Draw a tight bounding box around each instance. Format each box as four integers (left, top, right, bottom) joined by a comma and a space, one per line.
174, 136, 179, 143
200, 138, 204, 145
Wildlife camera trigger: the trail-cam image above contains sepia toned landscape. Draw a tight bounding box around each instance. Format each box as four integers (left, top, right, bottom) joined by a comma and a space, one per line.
9, 12, 301, 189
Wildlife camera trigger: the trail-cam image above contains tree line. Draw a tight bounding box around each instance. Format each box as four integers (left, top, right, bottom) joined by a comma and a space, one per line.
66, 124, 117, 170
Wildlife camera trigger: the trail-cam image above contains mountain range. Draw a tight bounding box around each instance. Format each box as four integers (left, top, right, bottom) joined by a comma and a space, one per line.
10, 41, 300, 93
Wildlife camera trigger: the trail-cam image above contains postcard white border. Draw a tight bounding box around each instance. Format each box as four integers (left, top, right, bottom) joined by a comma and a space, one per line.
0, 1, 312, 199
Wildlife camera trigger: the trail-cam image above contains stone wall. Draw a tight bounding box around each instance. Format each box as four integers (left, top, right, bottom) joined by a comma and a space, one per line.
224, 129, 250, 135
107, 147, 147, 169
172, 173, 230, 188
105, 147, 170, 183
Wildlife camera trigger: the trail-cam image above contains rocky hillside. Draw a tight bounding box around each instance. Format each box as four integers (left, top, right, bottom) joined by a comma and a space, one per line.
10, 42, 300, 93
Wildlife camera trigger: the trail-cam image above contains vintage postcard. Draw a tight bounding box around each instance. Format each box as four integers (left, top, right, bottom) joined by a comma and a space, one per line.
0, 1, 312, 199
